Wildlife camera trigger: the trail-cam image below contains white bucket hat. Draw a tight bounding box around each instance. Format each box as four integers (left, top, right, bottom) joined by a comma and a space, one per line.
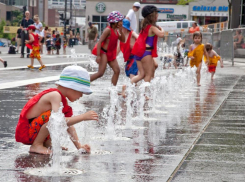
56, 65, 92, 95
133, 2, 141, 8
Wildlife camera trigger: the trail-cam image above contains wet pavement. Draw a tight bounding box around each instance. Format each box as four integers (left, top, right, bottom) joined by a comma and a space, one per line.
0, 55, 245, 182
172, 75, 245, 182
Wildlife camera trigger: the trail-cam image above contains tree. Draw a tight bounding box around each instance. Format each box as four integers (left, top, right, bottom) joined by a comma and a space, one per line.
11, 10, 23, 26
0, 20, 16, 41
177, 0, 195, 5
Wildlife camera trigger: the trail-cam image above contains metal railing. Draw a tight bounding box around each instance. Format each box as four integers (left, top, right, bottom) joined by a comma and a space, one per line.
158, 27, 245, 65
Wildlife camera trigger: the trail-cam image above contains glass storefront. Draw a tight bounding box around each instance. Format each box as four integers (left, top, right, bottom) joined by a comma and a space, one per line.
192, 16, 228, 26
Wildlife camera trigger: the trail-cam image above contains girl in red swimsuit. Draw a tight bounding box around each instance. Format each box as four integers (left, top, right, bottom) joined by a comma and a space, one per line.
91, 11, 125, 86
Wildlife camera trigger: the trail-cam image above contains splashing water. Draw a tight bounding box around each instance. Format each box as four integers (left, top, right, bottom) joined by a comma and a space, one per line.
46, 103, 70, 170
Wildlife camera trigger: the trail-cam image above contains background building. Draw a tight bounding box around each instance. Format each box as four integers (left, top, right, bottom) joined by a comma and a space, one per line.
188, 0, 228, 26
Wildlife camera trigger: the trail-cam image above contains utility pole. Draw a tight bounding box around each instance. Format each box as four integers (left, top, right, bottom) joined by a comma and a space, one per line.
70, 0, 72, 27
32, 0, 34, 16
64, 0, 67, 39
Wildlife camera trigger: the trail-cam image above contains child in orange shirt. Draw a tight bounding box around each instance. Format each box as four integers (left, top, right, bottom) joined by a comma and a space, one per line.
25, 25, 46, 70
204, 43, 224, 80
187, 32, 209, 86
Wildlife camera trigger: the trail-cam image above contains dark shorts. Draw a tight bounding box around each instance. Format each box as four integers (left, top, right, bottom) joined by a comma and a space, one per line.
47, 46, 51, 51
29, 110, 51, 144
125, 56, 138, 77
41, 38, 44, 44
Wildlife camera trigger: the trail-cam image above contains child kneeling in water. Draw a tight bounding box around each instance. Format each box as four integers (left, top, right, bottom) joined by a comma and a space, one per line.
15, 66, 98, 154
204, 43, 224, 80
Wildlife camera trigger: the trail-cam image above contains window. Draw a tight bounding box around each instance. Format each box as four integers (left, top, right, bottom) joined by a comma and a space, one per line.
101, 16, 107, 22
141, 0, 178, 4
92, 16, 100, 22
177, 23, 181, 28
182, 22, 188, 28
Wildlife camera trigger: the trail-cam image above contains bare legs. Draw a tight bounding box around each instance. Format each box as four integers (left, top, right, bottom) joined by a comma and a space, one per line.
196, 63, 202, 86
30, 120, 90, 155
30, 123, 52, 154
90, 54, 120, 86
90, 53, 108, 82
108, 59, 120, 86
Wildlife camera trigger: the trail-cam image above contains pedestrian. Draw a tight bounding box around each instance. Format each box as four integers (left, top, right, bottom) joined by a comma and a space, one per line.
126, 2, 141, 33
187, 32, 209, 86
33, 15, 43, 35
20, 11, 34, 58
55, 34, 61, 55
55, 27, 60, 35
91, 11, 125, 86
118, 19, 139, 97
16, 24, 22, 53
15, 65, 99, 154
63, 37, 67, 54
25, 25, 46, 70
204, 43, 224, 80
188, 22, 200, 34
46, 34, 52, 55
39, 26, 44, 54
131, 5, 164, 84
0, 57, 7, 68
86, 22, 98, 53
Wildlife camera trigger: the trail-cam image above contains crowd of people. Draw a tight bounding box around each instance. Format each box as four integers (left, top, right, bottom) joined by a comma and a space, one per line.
13, 2, 226, 155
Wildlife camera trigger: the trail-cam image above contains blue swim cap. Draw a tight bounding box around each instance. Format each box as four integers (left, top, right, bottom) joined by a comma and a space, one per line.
122, 19, 131, 31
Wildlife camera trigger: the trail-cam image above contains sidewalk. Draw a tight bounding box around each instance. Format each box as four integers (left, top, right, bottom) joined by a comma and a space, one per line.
171, 75, 245, 182
0, 45, 91, 68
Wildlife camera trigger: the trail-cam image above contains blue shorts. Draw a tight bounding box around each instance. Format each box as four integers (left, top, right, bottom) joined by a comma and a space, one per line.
125, 56, 138, 77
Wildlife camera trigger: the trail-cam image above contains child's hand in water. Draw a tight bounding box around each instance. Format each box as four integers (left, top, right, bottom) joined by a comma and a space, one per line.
220, 62, 224, 68
79, 144, 91, 154
96, 56, 101, 64
83, 111, 99, 121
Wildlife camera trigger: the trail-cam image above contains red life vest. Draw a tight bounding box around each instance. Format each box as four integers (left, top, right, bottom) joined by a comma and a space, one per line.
92, 26, 119, 62
15, 88, 73, 145
120, 31, 133, 62
26, 33, 40, 50
132, 25, 158, 58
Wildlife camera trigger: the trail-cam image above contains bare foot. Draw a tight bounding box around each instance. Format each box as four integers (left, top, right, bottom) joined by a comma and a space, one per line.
79, 144, 91, 154
121, 85, 127, 98
197, 83, 201, 87
30, 144, 52, 155
145, 95, 150, 101
62, 147, 68, 151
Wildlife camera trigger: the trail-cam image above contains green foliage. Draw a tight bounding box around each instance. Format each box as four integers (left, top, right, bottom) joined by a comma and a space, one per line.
0, 20, 15, 41
42, 21, 46, 27
177, 0, 195, 5
11, 10, 23, 26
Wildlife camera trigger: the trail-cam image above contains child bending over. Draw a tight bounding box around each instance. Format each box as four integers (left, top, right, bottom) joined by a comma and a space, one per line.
15, 66, 98, 154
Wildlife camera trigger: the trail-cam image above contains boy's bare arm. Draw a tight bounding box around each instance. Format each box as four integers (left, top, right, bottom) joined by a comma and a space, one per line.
204, 47, 210, 64
66, 111, 98, 126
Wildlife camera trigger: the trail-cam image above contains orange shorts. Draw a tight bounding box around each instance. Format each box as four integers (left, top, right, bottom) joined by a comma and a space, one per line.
29, 46, 41, 60
29, 110, 51, 144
